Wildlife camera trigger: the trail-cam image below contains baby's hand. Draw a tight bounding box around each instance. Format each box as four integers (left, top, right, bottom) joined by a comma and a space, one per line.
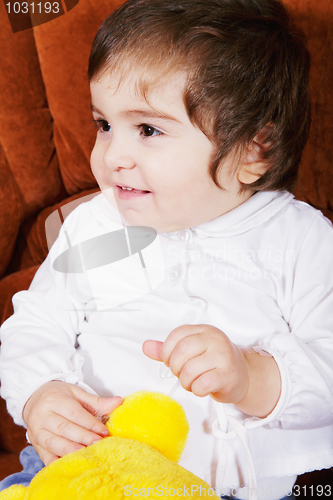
143, 324, 249, 405
23, 381, 122, 466
143, 324, 281, 418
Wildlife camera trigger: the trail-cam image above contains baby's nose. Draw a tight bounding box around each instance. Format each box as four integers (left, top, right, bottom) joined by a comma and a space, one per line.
104, 138, 136, 171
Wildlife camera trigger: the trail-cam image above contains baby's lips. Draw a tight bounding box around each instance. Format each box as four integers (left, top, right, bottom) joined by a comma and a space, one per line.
116, 183, 151, 192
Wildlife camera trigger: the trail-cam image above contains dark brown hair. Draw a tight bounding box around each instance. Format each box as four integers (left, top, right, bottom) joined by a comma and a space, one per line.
88, 0, 311, 192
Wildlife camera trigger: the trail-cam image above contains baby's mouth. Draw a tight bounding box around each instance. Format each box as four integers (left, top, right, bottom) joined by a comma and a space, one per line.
118, 185, 151, 194
116, 184, 152, 197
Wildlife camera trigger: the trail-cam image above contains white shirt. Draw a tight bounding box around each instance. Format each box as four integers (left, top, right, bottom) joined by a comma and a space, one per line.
1, 190, 333, 500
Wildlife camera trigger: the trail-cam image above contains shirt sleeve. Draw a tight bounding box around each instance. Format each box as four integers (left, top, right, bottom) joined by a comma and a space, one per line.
0, 209, 96, 427
256, 211, 333, 430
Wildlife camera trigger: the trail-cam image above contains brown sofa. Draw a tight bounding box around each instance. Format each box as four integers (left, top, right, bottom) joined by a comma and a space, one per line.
0, 0, 332, 492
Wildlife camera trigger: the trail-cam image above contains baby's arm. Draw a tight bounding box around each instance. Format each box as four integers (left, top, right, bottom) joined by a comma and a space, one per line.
0, 203, 122, 465
143, 325, 281, 418
144, 211, 333, 429
23, 381, 122, 465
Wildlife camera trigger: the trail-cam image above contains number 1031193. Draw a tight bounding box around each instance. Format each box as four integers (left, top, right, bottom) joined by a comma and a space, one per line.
5, 2, 60, 14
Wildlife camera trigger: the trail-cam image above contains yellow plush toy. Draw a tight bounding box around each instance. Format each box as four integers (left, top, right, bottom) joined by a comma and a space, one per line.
0, 391, 219, 499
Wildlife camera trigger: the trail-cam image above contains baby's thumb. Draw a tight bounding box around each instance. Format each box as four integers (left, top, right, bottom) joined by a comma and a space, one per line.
142, 339, 163, 361
91, 395, 123, 421
74, 387, 123, 421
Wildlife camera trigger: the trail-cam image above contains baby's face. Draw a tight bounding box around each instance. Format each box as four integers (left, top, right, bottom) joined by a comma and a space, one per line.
90, 70, 251, 232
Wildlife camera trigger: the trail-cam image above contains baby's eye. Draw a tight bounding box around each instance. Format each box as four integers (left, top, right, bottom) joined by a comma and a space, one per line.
140, 124, 162, 137
92, 119, 111, 133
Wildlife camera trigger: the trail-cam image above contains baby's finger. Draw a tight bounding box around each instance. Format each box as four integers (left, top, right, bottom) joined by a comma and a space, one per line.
34, 443, 59, 467
176, 351, 217, 391
162, 324, 206, 365
191, 369, 231, 396
190, 369, 222, 398
43, 412, 105, 447
59, 396, 112, 436
168, 335, 207, 377
36, 428, 84, 460
70, 387, 123, 425
142, 339, 163, 361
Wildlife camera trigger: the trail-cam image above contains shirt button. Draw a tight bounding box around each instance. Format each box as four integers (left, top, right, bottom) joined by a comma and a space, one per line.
186, 310, 197, 323
179, 230, 191, 241
159, 364, 176, 379
169, 263, 182, 280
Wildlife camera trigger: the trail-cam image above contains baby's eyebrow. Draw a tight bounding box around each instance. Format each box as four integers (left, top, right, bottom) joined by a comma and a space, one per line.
90, 103, 182, 124
120, 109, 182, 124
91, 103, 106, 115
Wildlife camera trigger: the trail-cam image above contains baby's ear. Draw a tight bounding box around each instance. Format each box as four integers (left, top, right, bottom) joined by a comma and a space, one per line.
237, 125, 273, 184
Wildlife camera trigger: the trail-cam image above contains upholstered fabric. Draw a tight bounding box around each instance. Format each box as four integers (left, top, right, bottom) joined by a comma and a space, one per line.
0, 0, 124, 283
290, 0, 333, 216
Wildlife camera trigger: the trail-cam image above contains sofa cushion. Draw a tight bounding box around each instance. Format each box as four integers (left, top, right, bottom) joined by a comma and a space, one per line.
0, 145, 21, 277
286, 0, 333, 216
31, 0, 125, 195
0, 8, 67, 279
0, 266, 39, 325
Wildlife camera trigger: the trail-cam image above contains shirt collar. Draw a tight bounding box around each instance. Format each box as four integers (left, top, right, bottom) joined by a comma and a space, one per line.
95, 189, 294, 239
165, 190, 294, 239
